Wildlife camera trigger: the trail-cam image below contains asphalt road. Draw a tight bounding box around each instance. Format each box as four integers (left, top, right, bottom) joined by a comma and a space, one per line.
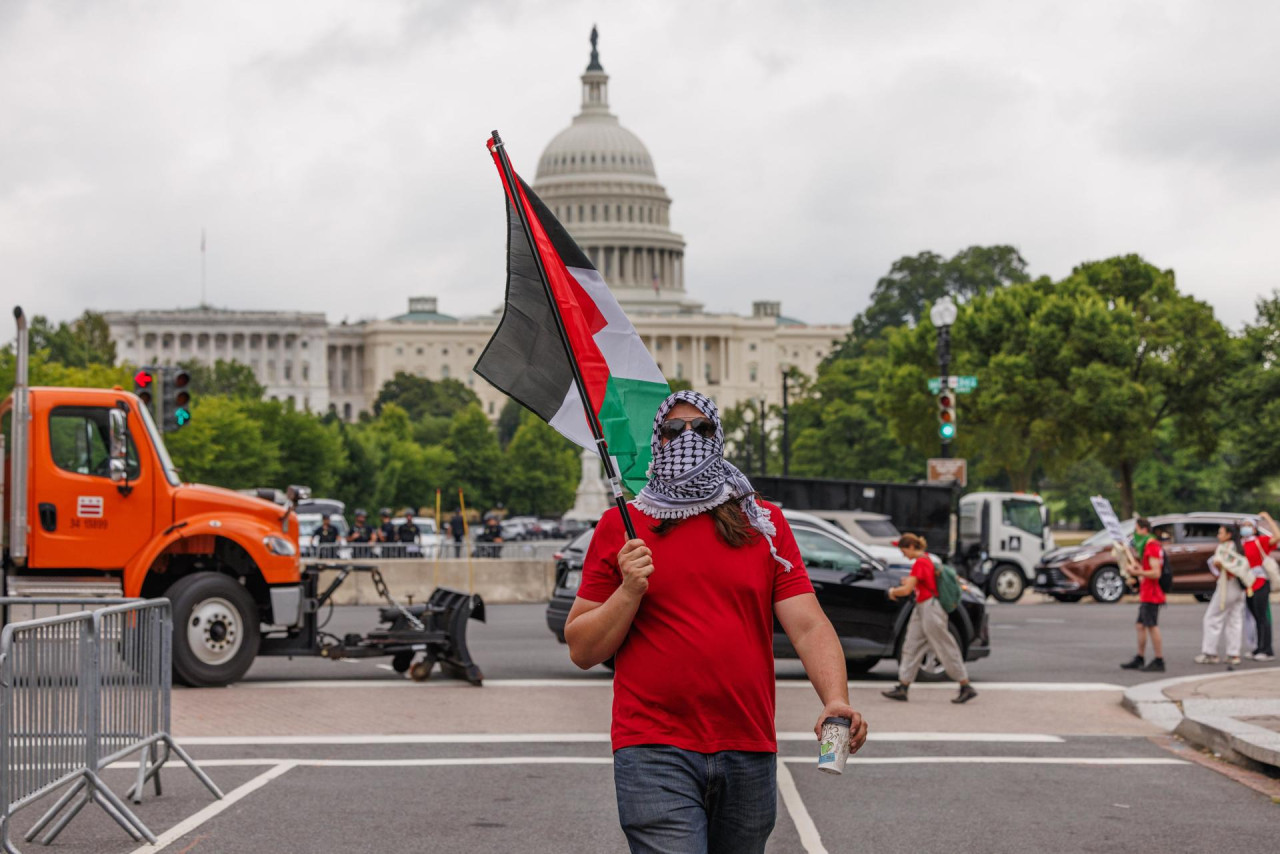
17, 597, 1280, 853
30, 735, 1280, 853
242, 598, 1279, 685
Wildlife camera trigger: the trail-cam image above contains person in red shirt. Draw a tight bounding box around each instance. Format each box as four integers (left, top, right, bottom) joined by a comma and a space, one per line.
1241, 511, 1279, 660
567, 390, 868, 854
880, 533, 976, 704
1120, 517, 1167, 672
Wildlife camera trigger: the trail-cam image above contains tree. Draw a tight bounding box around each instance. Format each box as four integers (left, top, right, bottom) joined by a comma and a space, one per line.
165, 397, 281, 488
374, 372, 479, 422
1064, 256, 1231, 516
789, 350, 920, 482
848, 245, 1030, 345
445, 404, 503, 508
28, 311, 117, 368
245, 400, 345, 496
501, 413, 579, 515
1225, 291, 1280, 492
179, 359, 265, 400
496, 399, 524, 448
362, 403, 454, 513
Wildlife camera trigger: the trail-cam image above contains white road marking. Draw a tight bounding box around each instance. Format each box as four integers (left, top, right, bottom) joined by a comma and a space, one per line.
128, 761, 296, 854
776, 758, 828, 854
173, 732, 1065, 747
232, 678, 1124, 692
110, 755, 1190, 773
781, 756, 1190, 766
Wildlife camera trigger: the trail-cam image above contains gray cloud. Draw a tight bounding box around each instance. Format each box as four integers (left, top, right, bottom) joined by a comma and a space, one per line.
1, 0, 1277, 341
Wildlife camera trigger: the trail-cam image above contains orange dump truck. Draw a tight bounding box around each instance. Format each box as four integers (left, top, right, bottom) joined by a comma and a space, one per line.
2, 306, 483, 687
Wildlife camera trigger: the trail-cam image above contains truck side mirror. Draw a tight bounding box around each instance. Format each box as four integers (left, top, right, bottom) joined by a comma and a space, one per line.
108, 408, 130, 489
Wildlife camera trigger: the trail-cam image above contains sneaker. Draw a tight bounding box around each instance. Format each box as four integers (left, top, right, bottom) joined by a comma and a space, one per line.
952, 684, 978, 704
1228, 656, 1242, 665
1254, 652, 1274, 662
1193, 654, 1219, 665
1141, 658, 1166, 673
1120, 655, 1145, 670
881, 684, 909, 702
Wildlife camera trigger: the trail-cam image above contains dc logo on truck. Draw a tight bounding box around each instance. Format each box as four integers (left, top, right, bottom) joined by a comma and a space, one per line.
77, 496, 104, 518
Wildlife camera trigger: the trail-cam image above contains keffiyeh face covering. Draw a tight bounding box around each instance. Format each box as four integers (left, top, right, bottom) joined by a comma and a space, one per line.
633, 390, 793, 570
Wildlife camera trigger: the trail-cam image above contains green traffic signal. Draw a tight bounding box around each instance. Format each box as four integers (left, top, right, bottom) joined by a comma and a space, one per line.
175, 407, 191, 426
939, 422, 956, 441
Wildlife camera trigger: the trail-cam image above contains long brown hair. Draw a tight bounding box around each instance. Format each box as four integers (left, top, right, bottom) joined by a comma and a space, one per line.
651, 498, 759, 548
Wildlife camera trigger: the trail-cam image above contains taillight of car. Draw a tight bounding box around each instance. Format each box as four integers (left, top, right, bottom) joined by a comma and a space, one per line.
553, 552, 563, 561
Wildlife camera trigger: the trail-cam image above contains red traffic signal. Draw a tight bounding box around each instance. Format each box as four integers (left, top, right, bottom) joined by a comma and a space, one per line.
133, 370, 154, 388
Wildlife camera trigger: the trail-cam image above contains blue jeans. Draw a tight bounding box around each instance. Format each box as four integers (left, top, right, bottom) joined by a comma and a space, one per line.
613, 745, 777, 854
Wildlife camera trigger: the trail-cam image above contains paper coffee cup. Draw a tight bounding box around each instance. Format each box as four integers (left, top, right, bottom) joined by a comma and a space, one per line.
817, 716, 852, 775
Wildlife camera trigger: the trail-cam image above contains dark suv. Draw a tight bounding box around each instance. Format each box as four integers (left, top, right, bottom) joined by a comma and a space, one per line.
1034, 512, 1262, 603
545, 509, 990, 677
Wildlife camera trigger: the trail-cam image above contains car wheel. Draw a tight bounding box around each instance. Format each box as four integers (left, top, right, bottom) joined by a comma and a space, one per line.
846, 658, 880, 675
1194, 592, 1213, 603
1090, 566, 1126, 603
987, 564, 1026, 603
168, 572, 261, 688
914, 624, 966, 683
1050, 593, 1085, 603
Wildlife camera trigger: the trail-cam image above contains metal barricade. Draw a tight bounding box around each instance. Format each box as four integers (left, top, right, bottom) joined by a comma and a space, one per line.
0, 600, 222, 852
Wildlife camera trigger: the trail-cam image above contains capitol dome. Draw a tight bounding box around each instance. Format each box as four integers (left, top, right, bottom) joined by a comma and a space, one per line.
533, 28, 698, 314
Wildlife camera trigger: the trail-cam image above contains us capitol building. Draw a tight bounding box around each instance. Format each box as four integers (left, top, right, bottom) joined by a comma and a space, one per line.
106, 31, 850, 422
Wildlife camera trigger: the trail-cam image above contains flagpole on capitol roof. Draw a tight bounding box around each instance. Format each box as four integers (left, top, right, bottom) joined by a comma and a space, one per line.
488, 129, 639, 541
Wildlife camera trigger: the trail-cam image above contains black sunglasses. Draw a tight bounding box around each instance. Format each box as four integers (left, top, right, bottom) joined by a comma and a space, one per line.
658, 417, 716, 441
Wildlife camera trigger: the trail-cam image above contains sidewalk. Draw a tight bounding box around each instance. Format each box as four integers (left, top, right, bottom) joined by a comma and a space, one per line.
1123, 667, 1280, 773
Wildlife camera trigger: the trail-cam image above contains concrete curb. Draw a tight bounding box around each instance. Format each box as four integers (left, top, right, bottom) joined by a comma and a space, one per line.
1122, 667, 1280, 773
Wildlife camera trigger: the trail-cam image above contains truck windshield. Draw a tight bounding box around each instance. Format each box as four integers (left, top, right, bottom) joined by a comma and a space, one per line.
138, 401, 181, 486
1002, 499, 1044, 537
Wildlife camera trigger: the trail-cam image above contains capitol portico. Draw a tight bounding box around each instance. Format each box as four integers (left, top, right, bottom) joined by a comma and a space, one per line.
106, 30, 850, 423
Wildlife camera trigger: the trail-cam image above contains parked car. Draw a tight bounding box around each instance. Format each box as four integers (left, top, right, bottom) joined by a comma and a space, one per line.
387, 516, 443, 557
815, 511, 903, 547
297, 512, 351, 559
545, 510, 990, 678
1033, 512, 1262, 603
501, 516, 541, 541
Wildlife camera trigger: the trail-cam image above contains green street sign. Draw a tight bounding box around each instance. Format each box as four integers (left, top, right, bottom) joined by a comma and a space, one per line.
927, 375, 978, 394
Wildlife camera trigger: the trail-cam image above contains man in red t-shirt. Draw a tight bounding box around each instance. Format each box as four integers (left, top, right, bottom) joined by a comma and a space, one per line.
1120, 517, 1167, 672
567, 391, 868, 853
1241, 511, 1279, 660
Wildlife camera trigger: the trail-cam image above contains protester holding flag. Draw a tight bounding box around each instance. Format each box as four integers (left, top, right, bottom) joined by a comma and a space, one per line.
478, 136, 866, 851
1196, 524, 1251, 665
568, 391, 867, 853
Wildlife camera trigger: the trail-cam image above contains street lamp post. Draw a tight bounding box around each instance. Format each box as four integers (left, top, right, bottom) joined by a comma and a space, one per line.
930, 295, 958, 459
758, 397, 768, 478
781, 368, 790, 477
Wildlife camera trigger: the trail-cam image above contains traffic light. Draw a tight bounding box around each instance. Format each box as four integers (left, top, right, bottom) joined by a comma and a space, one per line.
162, 367, 192, 432
133, 368, 157, 415
937, 389, 957, 441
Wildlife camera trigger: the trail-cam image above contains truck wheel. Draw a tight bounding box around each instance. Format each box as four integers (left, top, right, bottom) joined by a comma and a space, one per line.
1193, 592, 1213, 603
987, 564, 1026, 603
169, 572, 260, 688
1089, 566, 1126, 603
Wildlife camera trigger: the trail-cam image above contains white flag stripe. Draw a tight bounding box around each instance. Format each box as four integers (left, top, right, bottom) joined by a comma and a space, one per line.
567, 266, 666, 385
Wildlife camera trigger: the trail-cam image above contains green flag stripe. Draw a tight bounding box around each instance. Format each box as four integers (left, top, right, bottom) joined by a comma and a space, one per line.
598, 375, 671, 493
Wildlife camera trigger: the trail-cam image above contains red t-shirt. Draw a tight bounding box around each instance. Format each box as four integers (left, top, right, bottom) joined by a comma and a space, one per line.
910, 557, 936, 602
1243, 534, 1274, 591
578, 501, 812, 754
1139, 539, 1166, 604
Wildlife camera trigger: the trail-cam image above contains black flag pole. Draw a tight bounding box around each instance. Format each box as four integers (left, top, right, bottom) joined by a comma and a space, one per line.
489, 130, 639, 540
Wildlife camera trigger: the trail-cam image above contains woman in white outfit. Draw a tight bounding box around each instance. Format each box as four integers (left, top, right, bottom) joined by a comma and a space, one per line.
1195, 524, 1251, 665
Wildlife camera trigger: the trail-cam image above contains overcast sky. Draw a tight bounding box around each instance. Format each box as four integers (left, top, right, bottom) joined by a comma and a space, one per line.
2, 0, 1277, 334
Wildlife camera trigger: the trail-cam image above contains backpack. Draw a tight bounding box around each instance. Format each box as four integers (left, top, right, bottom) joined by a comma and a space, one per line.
1155, 543, 1173, 593
935, 562, 963, 613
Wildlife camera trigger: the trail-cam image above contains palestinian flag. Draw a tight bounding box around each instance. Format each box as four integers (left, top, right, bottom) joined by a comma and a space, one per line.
475, 139, 669, 493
